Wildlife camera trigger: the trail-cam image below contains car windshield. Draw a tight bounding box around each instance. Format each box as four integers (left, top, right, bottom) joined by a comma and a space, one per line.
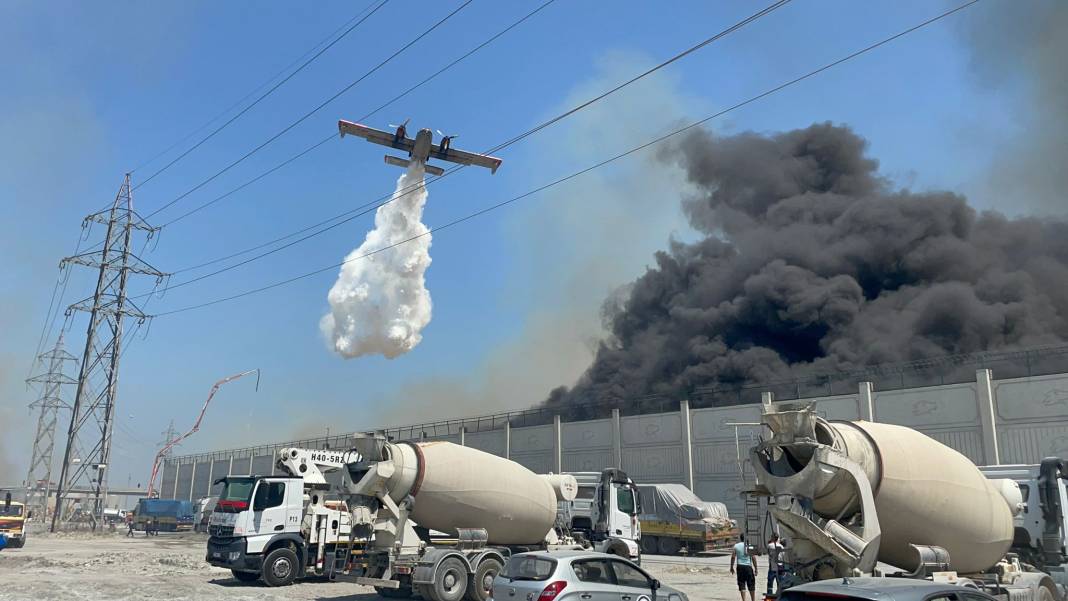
502, 556, 556, 581
0, 504, 23, 517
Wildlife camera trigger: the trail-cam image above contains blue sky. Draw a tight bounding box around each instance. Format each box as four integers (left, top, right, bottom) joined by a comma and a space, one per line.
1, 0, 1025, 489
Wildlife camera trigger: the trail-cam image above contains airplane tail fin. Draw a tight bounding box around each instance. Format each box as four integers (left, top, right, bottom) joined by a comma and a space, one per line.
384, 155, 444, 176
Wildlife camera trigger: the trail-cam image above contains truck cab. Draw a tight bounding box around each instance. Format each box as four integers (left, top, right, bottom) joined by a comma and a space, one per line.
559, 470, 642, 561
0, 496, 28, 548
207, 474, 353, 586
980, 459, 1068, 589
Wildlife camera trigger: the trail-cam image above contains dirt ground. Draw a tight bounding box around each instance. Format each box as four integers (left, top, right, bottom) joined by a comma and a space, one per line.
0, 531, 740, 601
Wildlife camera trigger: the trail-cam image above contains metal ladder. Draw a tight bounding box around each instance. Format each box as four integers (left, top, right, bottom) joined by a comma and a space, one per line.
743, 493, 765, 553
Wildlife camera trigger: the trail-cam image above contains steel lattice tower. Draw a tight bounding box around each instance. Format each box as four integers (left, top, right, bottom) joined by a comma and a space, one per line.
24, 335, 78, 520
158, 420, 180, 460
51, 174, 166, 531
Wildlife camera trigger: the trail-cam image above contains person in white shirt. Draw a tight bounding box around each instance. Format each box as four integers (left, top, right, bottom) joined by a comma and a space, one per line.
766, 534, 785, 596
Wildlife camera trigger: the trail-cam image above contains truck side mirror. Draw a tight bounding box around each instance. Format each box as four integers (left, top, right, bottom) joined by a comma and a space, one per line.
27, 511, 33, 519
651, 579, 661, 590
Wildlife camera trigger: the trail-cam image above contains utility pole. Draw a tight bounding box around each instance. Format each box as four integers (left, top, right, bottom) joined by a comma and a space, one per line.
25, 335, 78, 521
51, 174, 166, 532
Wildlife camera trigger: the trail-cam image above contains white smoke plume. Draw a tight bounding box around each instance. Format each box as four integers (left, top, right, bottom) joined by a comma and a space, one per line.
320, 164, 433, 359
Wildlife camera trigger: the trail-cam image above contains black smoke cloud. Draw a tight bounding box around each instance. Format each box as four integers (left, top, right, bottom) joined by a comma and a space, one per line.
547, 123, 1068, 408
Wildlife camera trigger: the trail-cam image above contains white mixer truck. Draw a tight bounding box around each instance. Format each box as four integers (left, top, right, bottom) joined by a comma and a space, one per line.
206, 434, 640, 599
748, 402, 1068, 601
340, 433, 640, 601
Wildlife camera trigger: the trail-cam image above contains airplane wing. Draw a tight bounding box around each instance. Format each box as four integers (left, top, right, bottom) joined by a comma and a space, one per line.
429, 146, 502, 174
338, 120, 414, 153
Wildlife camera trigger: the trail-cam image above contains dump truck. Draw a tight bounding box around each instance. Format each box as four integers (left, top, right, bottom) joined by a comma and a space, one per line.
748, 402, 1067, 601
0, 494, 28, 548
207, 434, 641, 599
635, 483, 736, 555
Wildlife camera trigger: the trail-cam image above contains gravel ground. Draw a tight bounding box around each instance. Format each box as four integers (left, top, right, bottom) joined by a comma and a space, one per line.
0, 532, 740, 601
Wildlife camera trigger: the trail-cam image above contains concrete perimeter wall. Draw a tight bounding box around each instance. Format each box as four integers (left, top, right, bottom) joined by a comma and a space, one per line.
163, 369, 1068, 518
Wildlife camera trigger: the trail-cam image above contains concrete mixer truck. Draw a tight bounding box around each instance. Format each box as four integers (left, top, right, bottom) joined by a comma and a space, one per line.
747, 402, 1068, 601
206, 435, 640, 598
338, 433, 641, 601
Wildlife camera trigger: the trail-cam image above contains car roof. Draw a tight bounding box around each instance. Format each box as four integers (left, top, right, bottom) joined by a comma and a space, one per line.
512, 550, 625, 561
789, 577, 983, 598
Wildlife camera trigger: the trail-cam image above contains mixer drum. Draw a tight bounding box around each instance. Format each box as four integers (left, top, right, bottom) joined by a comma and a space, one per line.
405, 441, 560, 545
832, 421, 1013, 573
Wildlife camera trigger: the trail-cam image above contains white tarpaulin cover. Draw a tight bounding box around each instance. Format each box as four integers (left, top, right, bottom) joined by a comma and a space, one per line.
638, 483, 732, 526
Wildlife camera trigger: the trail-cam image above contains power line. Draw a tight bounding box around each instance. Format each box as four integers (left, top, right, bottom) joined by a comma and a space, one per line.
144, 0, 475, 220
134, 0, 792, 298
129, 0, 382, 175
153, 1, 978, 318
133, 0, 390, 188
160, 0, 560, 228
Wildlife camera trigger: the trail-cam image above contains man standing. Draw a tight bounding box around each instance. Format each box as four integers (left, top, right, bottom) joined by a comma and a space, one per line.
730, 533, 757, 601
126, 512, 135, 537
766, 534, 785, 596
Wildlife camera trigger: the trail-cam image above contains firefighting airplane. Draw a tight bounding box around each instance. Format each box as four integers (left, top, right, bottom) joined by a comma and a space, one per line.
338, 119, 502, 176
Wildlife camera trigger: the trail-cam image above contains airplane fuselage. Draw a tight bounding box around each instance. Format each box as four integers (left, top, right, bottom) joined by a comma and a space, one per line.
409, 128, 434, 164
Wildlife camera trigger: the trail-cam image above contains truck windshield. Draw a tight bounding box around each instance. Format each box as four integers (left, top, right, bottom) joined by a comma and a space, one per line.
216, 478, 255, 512
0, 505, 23, 517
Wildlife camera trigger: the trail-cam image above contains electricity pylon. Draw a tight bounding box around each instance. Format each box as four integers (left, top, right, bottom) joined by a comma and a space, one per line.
51, 174, 166, 531
25, 335, 78, 521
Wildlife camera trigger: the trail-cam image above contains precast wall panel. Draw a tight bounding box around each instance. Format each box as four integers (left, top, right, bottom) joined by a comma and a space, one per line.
510, 424, 554, 474
562, 418, 615, 472
995, 373, 1068, 463
175, 462, 194, 501
161, 461, 178, 500
192, 460, 212, 499
873, 382, 984, 464
251, 454, 274, 477
210, 459, 230, 496
620, 412, 684, 483
691, 404, 760, 516
465, 429, 507, 457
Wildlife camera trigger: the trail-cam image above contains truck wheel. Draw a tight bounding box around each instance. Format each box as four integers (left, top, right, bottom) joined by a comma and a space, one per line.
657, 537, 680, 555
640, 536, 659, 555
262, 547, 299, 587
465, 558, 502, 601
8, 539, 24, 549
231, 569, 260, 583
429, 557, 468, 601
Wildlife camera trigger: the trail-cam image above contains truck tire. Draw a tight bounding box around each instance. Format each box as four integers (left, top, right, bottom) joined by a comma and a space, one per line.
428, 557, 468, 601
640, 536, 659, 555
231, 569, 260, 583
8, 539, 24, 549
465, 558, 502, 601
657, 537, 680, 555
262, 547, 299, 587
